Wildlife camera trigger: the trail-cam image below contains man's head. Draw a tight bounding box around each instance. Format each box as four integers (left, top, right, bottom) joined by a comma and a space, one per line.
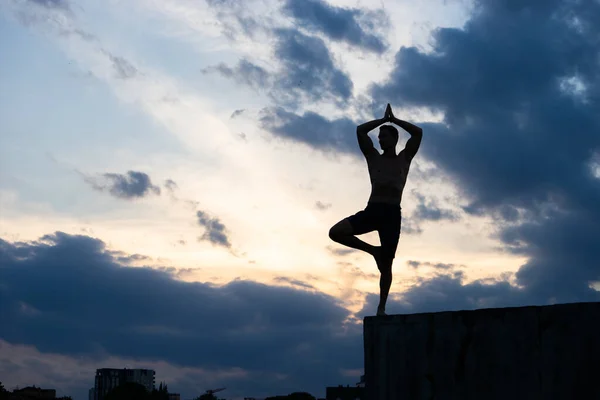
378, 125, 399, 151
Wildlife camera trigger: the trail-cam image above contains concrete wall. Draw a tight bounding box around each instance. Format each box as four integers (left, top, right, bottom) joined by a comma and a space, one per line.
363, 301, 600, 400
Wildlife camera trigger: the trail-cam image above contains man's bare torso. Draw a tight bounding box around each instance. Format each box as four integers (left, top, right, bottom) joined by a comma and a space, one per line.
366, 150, 412, 205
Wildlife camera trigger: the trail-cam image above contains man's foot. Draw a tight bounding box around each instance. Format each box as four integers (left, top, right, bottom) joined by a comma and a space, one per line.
376, 307, 387, 316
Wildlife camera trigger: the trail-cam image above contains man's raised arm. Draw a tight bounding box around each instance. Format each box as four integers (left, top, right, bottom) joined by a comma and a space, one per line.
357, 116, 386, 157
388, 106, 422, 161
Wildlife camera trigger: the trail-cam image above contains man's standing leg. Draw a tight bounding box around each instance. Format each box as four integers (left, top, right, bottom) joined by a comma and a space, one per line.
376, 207, 401, 316
377, 256, 394, 316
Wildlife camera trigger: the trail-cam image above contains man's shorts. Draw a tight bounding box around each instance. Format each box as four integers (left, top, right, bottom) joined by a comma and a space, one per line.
346, 202, 401, 259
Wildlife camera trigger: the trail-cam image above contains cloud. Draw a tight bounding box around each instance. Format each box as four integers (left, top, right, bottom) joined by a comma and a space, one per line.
0, 232, 363, 399
203, 60, 271, 91
103, 51, 138, 79
337, 262, 378, 281
412, 191, 460, 222
399, 217, 422, 235
359, 270, 528, 316
365, 0, 600, 307
315, 201, 331, 210
10, 0, 94, 41
26, 0, 70, 10
84, 171, 161, 200
406, 260, 458, 270
196, 211, 232, 248
282, 0, 388, 54
200, 1, 357, 108
271, 27, 353, 107
336, 262, 378, 304
112, 252, 153, 265
161, 180, 199, 210
259, 107, 357, 154
230, 109, 246, 119
326, 246, 357, 257
206, 28, 353, 109
204, 0, 264, 40
164, 179, 178, 192
155, 266, 200, 280
273, 276, 315, 290
370, 1, 600, 213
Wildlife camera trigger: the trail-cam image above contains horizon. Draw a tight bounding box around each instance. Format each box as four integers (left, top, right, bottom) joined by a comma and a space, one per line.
2, 0, 600, 399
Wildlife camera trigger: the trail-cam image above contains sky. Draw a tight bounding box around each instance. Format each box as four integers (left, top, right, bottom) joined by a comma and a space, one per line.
1, 0, 600, 399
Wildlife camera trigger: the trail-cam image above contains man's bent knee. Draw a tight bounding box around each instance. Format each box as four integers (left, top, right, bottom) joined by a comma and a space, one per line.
329, 219, 353, 240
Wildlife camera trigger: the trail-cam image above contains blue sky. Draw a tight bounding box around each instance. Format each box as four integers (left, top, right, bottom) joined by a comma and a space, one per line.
1, 0, 600, 399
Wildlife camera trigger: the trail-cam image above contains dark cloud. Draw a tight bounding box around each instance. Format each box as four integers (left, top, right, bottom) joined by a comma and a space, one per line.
196, 211, 232, 248
84, 171, 161, 199
202, 1, 358, 109
207, 28, 353, 109
282, 0, 387, 54
500, 210, 600, 302
272, 28, 353, 107
359, 270, 529, 316
315, 201, 331, 210
365, 0, 600, 306
412, 192, 460, 222
259, 107, 357, 154
0, 232, 362, 399
370, 2, 600, 213
230, 109, 246, 119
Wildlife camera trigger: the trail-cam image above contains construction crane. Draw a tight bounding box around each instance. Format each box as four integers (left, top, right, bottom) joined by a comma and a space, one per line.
205, 388, 226, 395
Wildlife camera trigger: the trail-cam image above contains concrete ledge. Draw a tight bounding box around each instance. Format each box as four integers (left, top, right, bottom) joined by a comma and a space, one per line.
363, 301, 600, 400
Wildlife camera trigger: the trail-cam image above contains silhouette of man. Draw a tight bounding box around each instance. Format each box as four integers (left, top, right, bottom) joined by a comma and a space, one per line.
329, 104, 422, 316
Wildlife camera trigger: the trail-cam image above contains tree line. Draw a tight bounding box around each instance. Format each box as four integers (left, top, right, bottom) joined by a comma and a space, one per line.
0, 382, 71, 400
0, 381, 317, 400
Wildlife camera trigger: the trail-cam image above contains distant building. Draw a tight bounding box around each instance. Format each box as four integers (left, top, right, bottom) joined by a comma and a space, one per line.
10, 386, 56, 399
168, 393, 180, 400
325, 384, 364, 400
357, 375, 365, 388
89, 387, 95, 400
94, 368, 155, 400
